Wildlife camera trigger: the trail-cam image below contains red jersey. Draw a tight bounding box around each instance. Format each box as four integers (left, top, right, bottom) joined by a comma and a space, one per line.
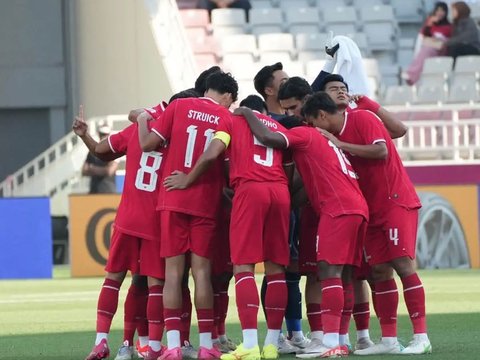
108, 121, 165, 241
337, 110, 421, 222
152, 97, 228, 219
279, 126, 368, 219
215, 111, 289, 189
144, 102, 167, 121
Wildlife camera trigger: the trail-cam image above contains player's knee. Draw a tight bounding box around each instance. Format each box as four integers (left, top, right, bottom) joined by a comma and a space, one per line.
391, 257, 416, 278
106, 271, 126, 283
371, 263, 394, 282
264, 261, 285, 275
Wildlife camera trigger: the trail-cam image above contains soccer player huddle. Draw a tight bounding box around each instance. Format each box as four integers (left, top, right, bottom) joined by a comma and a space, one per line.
74, 53, 431, 360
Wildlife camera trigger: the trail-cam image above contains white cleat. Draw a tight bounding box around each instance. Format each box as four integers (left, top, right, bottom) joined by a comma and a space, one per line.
354, 339, 404, 356
278, 333, 297, 354
289, 336, 311, 350
355, 337, 375, 351
114, 341, 134, 360
296, 341, 343, 359
401, 337, 432, 355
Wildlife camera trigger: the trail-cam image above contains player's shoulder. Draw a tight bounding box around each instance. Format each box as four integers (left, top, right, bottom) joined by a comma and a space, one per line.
349, 109, 382, 124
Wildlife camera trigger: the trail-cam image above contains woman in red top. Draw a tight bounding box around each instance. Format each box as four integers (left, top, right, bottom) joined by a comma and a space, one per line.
403, 2, 453, 85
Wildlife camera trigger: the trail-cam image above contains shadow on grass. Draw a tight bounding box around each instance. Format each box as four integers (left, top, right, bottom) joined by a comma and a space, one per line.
1, 313, 479, 359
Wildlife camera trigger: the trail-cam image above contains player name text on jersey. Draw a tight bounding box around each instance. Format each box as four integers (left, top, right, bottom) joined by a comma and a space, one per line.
187, 110, 220, 124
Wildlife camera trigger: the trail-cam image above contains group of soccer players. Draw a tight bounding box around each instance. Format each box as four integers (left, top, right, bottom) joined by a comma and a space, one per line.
73, 45, 432, 360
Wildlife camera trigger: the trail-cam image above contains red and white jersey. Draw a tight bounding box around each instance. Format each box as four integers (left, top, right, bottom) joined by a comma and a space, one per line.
144, 102, 167, 121
152, 97, 229, 219
337, 110, 421, 222
108, 121, 165, 241
279, 126, 368, 219
215, 111, 289, 190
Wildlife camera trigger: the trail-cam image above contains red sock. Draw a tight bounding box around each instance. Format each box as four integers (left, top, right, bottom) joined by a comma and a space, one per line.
369, 282, 379, 318
123, 283, 148, 344
375, 279, 399, 338
213, 291, 220, 339
320, 278, 343, 334
265, 273, 287, 330
164, 308, 182, 332
197, 308, 214, 334
340, 282, 354, 335
401, 273, 427, 334
353, 302, 370, 331
306, 303, 322, 331
96, 278, 121, 333
147, 285, 164, 342
235, 272, 259, 329
218, 282, 230, 336
180, 287, 192, 344
136, 286, 149, 337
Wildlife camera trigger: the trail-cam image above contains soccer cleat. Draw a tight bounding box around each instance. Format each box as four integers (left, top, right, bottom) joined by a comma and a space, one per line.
220, 343, 261, 360
261, 344, 279, 359
198, 346, 223, 359
355, 337, 375, 351
182, 342, 198, 359
277, 333, 297, 354
401, 337, 432, 355
296, 343, 343, 359
85, 338, 110, 360
339, 345, 350, 356
289, 336, 311, 350
158, 347, 182, 360
136, 339, 149, 358
295, 338, 322, 355
114, 341, 134, 360
143, 346, 164, 360
353, 339, 404, 355
214, 341, 233, 354
220, 337, 237, 351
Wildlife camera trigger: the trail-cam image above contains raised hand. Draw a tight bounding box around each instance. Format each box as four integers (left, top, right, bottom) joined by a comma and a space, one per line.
72, 105, 88, 136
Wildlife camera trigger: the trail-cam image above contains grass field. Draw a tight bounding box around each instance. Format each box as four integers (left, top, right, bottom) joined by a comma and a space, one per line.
0, 267, 479, 359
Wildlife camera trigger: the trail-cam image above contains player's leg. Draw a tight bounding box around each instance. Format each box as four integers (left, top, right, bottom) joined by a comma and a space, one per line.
304, 273, 323, 342
212, 272, 235, 353
180, 264, 195, 358
144, 276, 165, 360
352, 279, 374, 350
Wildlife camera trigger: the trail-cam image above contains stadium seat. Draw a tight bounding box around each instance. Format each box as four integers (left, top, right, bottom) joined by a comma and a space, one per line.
286, 8, 321, 35
222, 53, 256, 70
454, 55, 480, 79
179, 9, 210, 28
415, 84, 448, 104
390, 0, 424, 24
250, 0, 273, 9
296, 32, 328, 62
190, 34, 220, 55
283, 61, 307, 79
351, 0, 383, 9
211, 8, 247, 36
195, 54, 219, 71
237, 80, 258, 102
419, 56, 454, 86
258, 33, 295, 62
306, 59, 326, 83
186, 27, 207, 44
360, 5, 398, 50
397, 38, 415, 68
384, 85, 415, 105
224, 60, 258, 80
221, 34, 257, 55
447, 79, 480, 104
279, 0, 311, 10
470, 2, 480, 23
323, 6, 358, 35
346, 32, 370, 56
259, 52, 292, 64
316, 0, 347, 10
380, 64, 400, 87
249, 8, 284, 35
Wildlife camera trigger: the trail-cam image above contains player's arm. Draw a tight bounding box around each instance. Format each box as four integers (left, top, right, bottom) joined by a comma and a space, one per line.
163, 139, 226, 191
318, 128, 388, 160
352, 95, 407, 139
128, 108, 144, 122
137, 112, 164, 151
234, 107, 287, 149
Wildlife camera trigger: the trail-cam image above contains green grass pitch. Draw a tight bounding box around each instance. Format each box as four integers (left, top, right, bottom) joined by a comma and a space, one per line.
0, 267, 479, 359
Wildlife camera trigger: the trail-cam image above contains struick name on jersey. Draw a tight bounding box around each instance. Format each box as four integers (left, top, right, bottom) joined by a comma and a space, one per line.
261, 118, 278, 129
188, 110, 219, 124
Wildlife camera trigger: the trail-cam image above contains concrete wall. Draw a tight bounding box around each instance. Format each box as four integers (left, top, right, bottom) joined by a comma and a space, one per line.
70, 0, 173, 118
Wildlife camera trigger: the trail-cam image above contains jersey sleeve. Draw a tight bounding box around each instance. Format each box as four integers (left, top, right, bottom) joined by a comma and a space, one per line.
144, 103, 166, 121
213, 115, 234, 148
279, 127, 311, 150
152, 100, 175, 141
108, 124, 135, 153
355, 111, 387, 145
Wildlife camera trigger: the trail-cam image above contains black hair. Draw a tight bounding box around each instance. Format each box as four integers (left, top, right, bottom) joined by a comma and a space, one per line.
277, 77, 313, 101
318, 74, 349, 92
254, 62, 283, 99
301, 92, 339, 119
432, 2, 450, 25
168, 88, 200, 104
278, 115, 303, 129
205, 71, 239, 102
239, 95, 268, 113
194, 66, 222, 95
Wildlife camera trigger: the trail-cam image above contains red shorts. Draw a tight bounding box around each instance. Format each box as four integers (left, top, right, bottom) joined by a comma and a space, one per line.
105, 228, 164, 279
160, 211, 217, 258
139, 239, 165, 280
298, 205, 319, 274
212, 210, 232, 276
365, 207, 418, 265
229, 182, 290, 266
316, 214, 366, 266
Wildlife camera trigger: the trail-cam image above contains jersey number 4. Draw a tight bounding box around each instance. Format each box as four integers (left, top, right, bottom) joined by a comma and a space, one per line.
185, 125, 215, 168
135, 151, 163, 192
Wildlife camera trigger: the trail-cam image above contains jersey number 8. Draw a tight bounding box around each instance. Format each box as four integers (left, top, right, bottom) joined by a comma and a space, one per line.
135, 151, 163, 192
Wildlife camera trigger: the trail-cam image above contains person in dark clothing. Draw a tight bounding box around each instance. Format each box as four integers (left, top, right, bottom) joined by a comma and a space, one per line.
197, 0, 252, 20
445, 1, 480, 59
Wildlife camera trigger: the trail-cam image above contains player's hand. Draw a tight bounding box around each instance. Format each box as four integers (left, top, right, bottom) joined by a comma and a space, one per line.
137, 111, 152, 123
72, 105, 88, 137
163, 170, 189, 191
349, 94, 363, 103
317, 128, 342, 147
233, 106, 253, 117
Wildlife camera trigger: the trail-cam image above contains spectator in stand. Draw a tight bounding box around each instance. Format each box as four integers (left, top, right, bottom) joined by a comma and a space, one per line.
445, 1, 480, 59
197, 0, 252, 20
403, 2, 453, 85
82, 121, 118, 194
